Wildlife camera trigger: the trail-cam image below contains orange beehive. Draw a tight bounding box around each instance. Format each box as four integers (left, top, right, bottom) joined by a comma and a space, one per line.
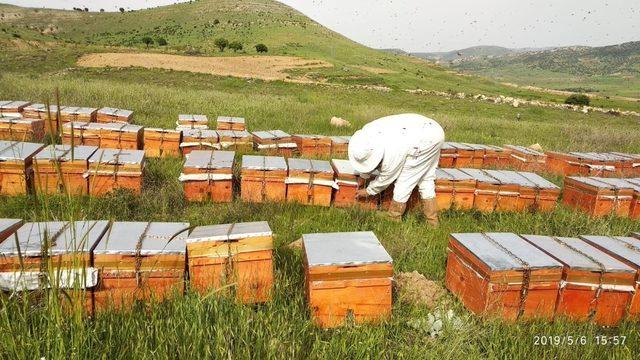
180, 129, 219, 156
545, 151, 636, 177
252, 130, 297, 156
293, 134, 332, 157
0, 101, 30, 117
180, 150, 234, 202
216, 116, 246, 131
579, 235, 640, 320
93, 222, 189, 311
481, 170, 524, 212
516, 171, 561, 212
33, 145, 98, 195
458, 169, 500, 212
186, 221, 273, 303
96, 107, 133, 123
286, 158, 334, 207
62, 122, 143, 150
143, 128, 182, 158
482, 145, 512, 168
86, 149, 145, 196
59, 106, 97, 123
0, 218, 23, 242
331, 159, 379, 209
611, 153, 640, 177
303, 231, 393, 328
218, 130, 253, 151
627, 178, 640, 219
330, 136, 350, 157
439, 142, 477, 168
176, 114, 209, 129
505, 145, 547, 173
0, 221, 110, 316
435, 168, 476, 211
0, 140, 45, 195
0, 117, 45, 141
522, 235, 635, 326
240, 155, 288, 203
563, 177, 634, 218
446, 233, 563, 321
21, 103, 60, 134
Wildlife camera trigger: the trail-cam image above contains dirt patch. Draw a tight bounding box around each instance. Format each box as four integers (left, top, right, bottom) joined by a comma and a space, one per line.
395, 271, 445, 308
353, 65, 397, 74
0, 12, 22, 22
77, 52, 333, 82
286, 238, 303, 250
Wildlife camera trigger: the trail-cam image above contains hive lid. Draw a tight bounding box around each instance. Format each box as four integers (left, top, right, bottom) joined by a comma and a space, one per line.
94, 222, 189, 255
303, 232, 392, 267
626, 179, 640, 188
217, 116, 245, 124
459, 169, 500, 184
35, 145, 98, 162
484, 170, 536, 187
186, 221, 272, 243
580, 236, 640, 269
0, 219, 23, 238
182, 129, 218, 138
24, 103, 58, 113
445, 142, 474, 150
294, 134, 325, 139
288, 158, 333, 173
484, 233, 563, 269
329, 136, 350, 144
242, 155, 287, 171
505, 145, 544, 156
517, 172, 560, 190
567, 177, 630, 190
331, 159, 357, 175
98, 107, 133, 117
436, 168, 476, 181
0, 222, 68, 257
592, 177, 640, 191
450, 233, 527, 271
49, 220, 110, 255
0, 101, 30, 109
71, 107, 97, 115
179, 114, 209, 122
217, 130, 251, 138
569, 152, 610, 161
88, 149, 145, 165
0, 117, 39, 124
0, 141, 44, 161
184, 150, 234, 169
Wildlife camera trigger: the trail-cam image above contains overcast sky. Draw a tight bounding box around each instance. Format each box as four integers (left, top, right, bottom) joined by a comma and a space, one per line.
4, 0, 639, 52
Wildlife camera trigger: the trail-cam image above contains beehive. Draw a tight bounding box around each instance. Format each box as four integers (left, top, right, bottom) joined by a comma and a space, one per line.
627, 178, 640, 219
330, 136, 350, 157
505, 145, 547, 172
186, 221, 273, 303
522, 235, 635, 326
218, 130, 253, 151
435, 168, 476, 211
0, 140, 45, 195
240, 155, 287, 203
143, 128, 182, 158
516, 171, 561, 212
0, 117, 45, 141
93, 222, 189, 311
96, 107, 133, 123
0, 218, 23, 243
331, 159, 379, 209
446, 233, 563, 321
216, 116, 246, 131
62, 122, 143, 150
21, 104, 60, 134
293, 134, 332, 157
563, 177, 635, 218
439, 142, 477, 168
286, 158, 334, 207
459, 169, 500, 212
303, 231, 393, 328
545, 151, 637, 177
176, 114, 209, 129
33, 145, 98, 195
180, 129, 219, 156
481, 144, 512, 168
0, 101, 30, 117
86, 149, 145, 196
180, 150, 234, 202
251, 130, 297, 156
59, 106, 97, 123
579, 235, 640, 320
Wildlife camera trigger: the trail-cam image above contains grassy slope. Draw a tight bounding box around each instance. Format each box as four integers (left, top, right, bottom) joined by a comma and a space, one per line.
0, 1, 640, 359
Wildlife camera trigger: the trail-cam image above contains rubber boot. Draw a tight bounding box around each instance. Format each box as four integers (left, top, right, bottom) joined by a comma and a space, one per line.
422, 198, 439, 227
383, 201, 406, 222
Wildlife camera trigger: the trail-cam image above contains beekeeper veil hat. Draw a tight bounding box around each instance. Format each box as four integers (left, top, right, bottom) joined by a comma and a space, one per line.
348, 129, 384, 174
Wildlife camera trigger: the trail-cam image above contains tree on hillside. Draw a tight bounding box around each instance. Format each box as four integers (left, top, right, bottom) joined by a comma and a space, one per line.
229, 41, 243, 52
565, 94, 590, 106
156, 37, 168, 46
214, 38, 229, 52
141, 36, 153, 48
255, 43, 268, 53
119, 7, 125, 13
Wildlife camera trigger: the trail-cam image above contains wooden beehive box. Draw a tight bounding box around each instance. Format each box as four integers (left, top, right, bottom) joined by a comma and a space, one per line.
96, 107, 133, 123
177, 114, 209, 129
482, 170, 524, 212
59, 106, 97, 123
563, 177, 634, 218
516, 171, 561, 212
87, 149, 145, 196
218, 130, 253, 151
440, 142, 477, 168
93, 221, 189, 311
625, 178, 640, 219
611, 152, 640, 177
22, 104, 60, 134
435, 168, 476, 211
286, 158, 334, 207
186, 221, 273, 303
0, 117, 45, 141
251, 130, 297, 156
482, 145, 511, 168
439, 142, 457, 168
180, 129, 219, 156
522, 235, 635, 326
460, 168, 501, 212
0, 101, 30, 117
293, 134, 332, 157
144, 128, 182, 158
180, 150, 234, 202
0, 140, 45, 195
446, 233, 563, 321
330, 136, 350, 157
216, 116, 246, 131
33, 145, 98, 195
0, 218, 23, 243
579, 235, 640, 320
546, 151, 618, 177
331, 159, 379, 209
505, 145, 547, 172
63, 122, 143, 150
241, 155, 287, 203
303, 231, 393, 328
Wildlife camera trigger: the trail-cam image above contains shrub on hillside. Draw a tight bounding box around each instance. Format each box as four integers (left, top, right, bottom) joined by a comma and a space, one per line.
141, 36, 153, 48
214, 38, 229, 52
565, 94, 590, 106
255, 43, 268, 53
156, 37, 168, 46
229, 41, 243, 52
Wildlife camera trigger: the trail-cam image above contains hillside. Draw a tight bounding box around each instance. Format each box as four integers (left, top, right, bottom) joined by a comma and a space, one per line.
413, 45, 516, 62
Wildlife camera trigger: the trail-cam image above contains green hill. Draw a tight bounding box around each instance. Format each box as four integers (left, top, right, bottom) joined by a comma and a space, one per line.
413, 45, 516, 62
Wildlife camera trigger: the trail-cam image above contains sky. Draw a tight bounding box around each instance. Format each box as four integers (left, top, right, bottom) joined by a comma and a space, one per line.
3, 0, 639, 52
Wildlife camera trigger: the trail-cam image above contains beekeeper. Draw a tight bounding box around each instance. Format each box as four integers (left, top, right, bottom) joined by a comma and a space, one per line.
348, 113, 445, 225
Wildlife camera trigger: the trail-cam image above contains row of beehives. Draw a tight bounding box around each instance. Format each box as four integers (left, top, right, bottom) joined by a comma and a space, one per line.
446, 232, 640, 326
562, 177, 640, 219
0, 219, 393, 328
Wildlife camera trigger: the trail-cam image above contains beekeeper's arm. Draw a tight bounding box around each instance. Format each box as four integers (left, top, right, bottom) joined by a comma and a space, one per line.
365, 149, 406, 195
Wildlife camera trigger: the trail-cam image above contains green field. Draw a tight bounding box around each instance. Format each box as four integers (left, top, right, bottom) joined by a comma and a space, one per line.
1, 0, 640, 359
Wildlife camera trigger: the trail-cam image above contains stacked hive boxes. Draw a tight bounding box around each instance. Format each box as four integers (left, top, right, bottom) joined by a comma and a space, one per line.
218, 130, 253, 151
286, 158, 335, 206
93, 222, 189, 311
216, 116, 246, 131
293, 134, 332, 156
252, 130, 297, 156
546, 151, 640, 177
180, 150, 234, 202
329, 136, 350, 157
143, 128, 182, 157
505, 145, 547, 172
180, 129, 219, 155
0, 117, 45, 141
96, 107, 133, 123
434, 168, 476, 211
59, 107, 97, 123
331, 159, 379, 209
176, 114, 209, 129
186, 221, 273, 303
302, 232, 393, 328
0, 141, 45, 195
563, 177, 640, 218
86, 149, 145, 196
22, 104, 60, 134
0, 101, 30, 117
240, 155, 288, 203
33, 145, 98, 195
62, 122, 143, 150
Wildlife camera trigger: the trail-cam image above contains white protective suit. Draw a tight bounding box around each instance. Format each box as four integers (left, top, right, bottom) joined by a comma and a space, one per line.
361, 114, 445, 203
